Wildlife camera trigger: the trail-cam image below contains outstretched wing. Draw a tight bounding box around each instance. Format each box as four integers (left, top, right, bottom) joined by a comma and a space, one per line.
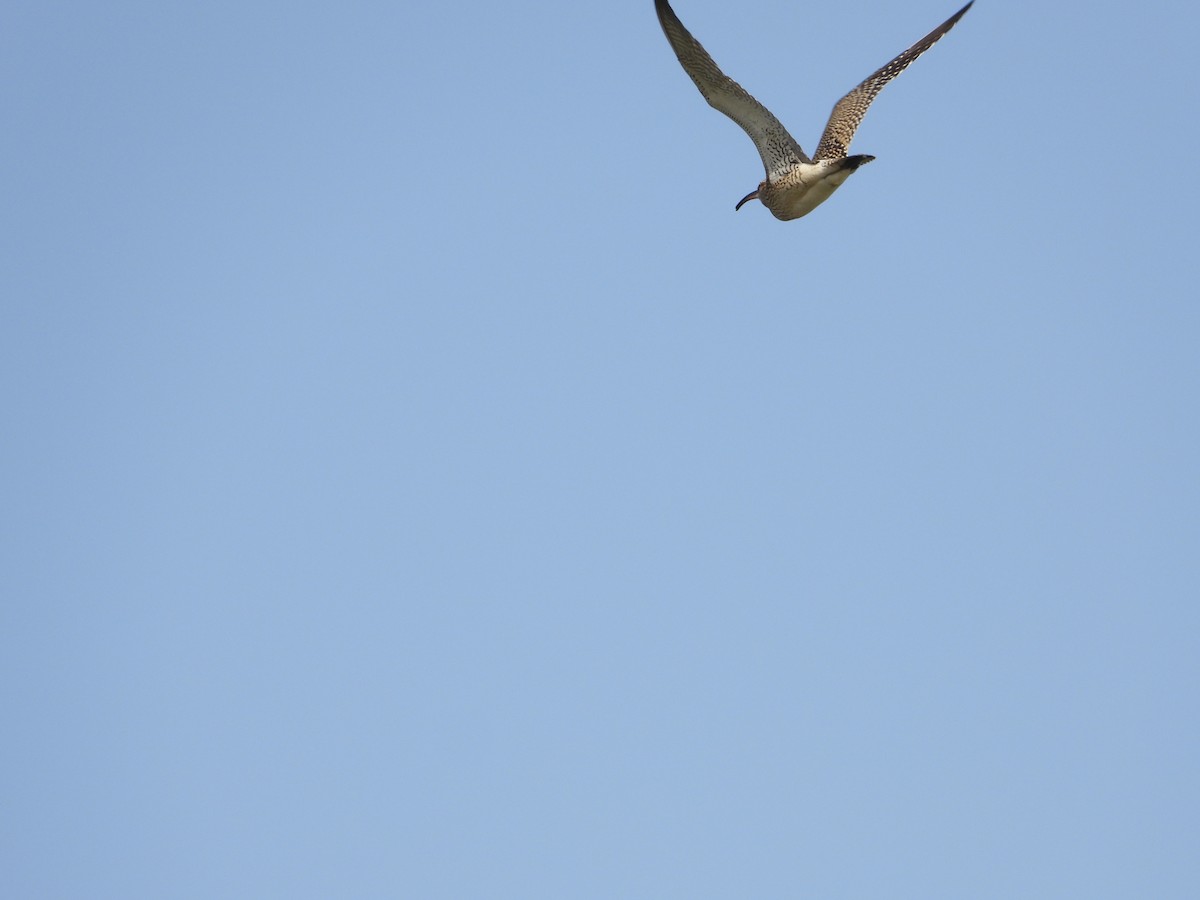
814, 1, 972, 162
655, 0, 810, 181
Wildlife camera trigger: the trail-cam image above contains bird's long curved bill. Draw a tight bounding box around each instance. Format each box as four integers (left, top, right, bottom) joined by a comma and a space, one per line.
735, 189, 759, 211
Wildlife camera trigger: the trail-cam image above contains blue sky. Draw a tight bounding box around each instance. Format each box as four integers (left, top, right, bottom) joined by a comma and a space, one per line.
3, 0, 1198, 896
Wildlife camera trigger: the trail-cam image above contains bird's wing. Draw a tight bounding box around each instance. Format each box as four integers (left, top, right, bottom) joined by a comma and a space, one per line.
656, 0, 810, 180
813, 1, 972, 162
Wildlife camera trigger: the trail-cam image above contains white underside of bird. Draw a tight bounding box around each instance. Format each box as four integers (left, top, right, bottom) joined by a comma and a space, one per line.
736, 158, 872, 221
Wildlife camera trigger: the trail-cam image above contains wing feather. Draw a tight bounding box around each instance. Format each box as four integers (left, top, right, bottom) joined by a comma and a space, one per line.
655, 0, 810, 180
814, 1, 973, 162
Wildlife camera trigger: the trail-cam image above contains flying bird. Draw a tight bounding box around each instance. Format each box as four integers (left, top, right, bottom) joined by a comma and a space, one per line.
655, 0, 973, 220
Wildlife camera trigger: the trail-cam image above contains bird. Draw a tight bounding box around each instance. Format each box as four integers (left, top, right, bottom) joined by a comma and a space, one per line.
654, 0, 973, 220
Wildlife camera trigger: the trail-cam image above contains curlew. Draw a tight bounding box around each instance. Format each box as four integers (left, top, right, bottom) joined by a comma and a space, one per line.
655, 0, 973, 220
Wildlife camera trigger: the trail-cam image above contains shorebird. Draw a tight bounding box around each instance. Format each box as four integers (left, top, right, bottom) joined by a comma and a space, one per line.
655, 0, 973, 220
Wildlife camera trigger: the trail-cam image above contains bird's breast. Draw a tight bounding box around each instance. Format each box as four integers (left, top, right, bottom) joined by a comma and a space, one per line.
761, 163, 859, 221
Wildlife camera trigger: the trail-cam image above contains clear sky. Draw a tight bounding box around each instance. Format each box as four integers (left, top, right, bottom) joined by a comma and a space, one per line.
3, 0, 1198, 896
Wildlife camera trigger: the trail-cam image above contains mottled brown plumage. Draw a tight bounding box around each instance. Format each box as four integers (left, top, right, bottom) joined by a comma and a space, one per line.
655, 0, 973, 220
